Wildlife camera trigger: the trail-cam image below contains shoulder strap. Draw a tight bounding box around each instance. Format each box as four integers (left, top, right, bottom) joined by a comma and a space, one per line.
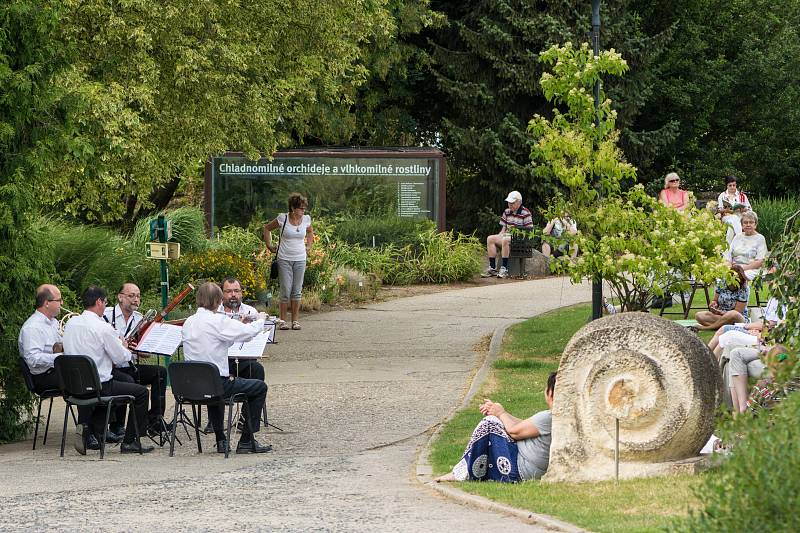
275, 213, 288, 255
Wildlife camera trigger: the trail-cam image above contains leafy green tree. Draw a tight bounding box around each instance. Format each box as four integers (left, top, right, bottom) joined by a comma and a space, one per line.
0, 0, 59, 441
632, 0, 800, 197
39, 0, 393, 223
529, 42, 730, 311
426, 0, 676, 233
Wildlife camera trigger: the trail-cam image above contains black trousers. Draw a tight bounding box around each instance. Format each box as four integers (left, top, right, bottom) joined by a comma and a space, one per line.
228, 359, 265, 381
113, 363, 167, 421
77, 379, 148, 444
207, 377, 267, 437
31, 368, 61, 394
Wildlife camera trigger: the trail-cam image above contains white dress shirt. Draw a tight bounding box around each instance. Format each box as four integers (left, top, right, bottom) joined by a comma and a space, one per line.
18, 311, 63, 375
63, 310, 133, 382
103, 304, 143, 339
217, 302, 258, 320
182, 307, 263, 377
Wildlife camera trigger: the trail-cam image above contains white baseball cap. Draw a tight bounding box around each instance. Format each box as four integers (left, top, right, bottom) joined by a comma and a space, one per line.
505, 191, 522, 203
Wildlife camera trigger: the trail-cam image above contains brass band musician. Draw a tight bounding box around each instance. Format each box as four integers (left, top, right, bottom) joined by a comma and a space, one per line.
18, 284, 65, 393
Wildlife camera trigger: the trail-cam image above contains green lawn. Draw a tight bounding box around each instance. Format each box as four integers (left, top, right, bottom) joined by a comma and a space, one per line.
428, 303, 706, 532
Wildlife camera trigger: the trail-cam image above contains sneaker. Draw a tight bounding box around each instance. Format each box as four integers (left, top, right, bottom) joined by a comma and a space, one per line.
496, 267, 509, 279
481, 267, 498, 278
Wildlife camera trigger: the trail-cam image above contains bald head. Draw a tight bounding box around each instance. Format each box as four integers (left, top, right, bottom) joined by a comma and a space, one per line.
36, 284, 62, 319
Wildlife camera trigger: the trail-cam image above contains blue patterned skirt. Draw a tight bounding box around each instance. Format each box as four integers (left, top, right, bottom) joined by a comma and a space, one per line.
452, 416, 521, 482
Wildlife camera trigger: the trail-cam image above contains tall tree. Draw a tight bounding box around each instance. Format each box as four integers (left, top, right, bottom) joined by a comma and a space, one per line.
0, 0, 59, 441
38, 0, 393, 224
633, 0, 800, 197
426, 0, 675, 234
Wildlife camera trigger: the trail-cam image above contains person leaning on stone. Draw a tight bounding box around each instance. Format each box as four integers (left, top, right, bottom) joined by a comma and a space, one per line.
481, 190, 534, 279
18, 284, 65, 394
103, 282, 168, 437
63, 286, 154, 455
436, 372, 555, 483
182, 281, 272, 454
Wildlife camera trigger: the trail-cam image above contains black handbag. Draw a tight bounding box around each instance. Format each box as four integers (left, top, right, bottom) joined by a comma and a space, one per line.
269, 214, 288, 280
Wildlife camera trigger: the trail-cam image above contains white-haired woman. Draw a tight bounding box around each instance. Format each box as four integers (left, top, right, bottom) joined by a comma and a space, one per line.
728, 210, 767, 281
658, 172, 690, 212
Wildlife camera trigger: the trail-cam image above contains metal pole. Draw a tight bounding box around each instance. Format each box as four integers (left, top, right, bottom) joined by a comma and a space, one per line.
615, 417, 620, 483
157, 215, 169, 313
591, 0, 603, 320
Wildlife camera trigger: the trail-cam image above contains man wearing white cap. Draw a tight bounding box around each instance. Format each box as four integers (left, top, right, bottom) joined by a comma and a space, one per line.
481, 191, 533, 278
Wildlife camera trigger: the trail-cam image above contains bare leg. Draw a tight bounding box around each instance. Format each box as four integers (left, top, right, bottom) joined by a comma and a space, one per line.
500, 236, 511, 258
290, 299, 301, 322
486, 234, 503, 260
279, 301, 288, 323
708, 328, 724, 351
697, 310, 746, 331
732, 374, 749, 413
542, 242, 552, 257
713, 345, 724, 362
434, 472, 456, 483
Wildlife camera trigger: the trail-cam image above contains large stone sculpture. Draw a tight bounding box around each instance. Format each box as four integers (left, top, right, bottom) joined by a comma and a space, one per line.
543, 312, 721, 482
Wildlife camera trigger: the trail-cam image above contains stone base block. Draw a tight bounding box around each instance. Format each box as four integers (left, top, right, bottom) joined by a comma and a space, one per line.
543, 455, 714, 483
508, 250, 551, 277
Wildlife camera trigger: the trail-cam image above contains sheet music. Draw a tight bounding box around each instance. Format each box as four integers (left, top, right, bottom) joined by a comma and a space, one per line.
228, 331, 272, 359
136, 322, 183, 356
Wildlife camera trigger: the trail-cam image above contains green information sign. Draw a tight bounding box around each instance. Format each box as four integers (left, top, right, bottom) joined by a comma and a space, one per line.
205, 148, 445, 235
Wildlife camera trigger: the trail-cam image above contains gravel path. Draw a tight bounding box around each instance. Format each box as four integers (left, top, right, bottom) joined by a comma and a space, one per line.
0, 277, 589, 531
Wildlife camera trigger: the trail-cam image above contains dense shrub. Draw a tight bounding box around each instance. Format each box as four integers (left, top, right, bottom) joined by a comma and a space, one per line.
676, 393, 800, 532
412, 229, 483, 283
170, 250, 267, 300
333, 214, 435, 249
210, 225, 264, 257
751, 196, 800, 248
45, 218, 157, 295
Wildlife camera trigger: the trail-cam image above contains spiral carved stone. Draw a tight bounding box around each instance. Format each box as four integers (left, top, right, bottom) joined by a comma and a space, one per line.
543, 312, 721, 482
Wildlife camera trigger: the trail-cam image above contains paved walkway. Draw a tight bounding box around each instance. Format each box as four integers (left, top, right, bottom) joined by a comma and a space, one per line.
0, 278, 590, 531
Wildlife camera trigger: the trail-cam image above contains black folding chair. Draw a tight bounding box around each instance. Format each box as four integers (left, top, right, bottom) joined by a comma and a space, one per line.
168, 361, 254, 459
54, 355, 142, 459
18, 358, 76, 450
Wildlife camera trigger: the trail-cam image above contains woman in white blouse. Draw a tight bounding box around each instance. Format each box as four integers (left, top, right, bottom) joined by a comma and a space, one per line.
717, 175, 751, 244
263, 193, 315, 331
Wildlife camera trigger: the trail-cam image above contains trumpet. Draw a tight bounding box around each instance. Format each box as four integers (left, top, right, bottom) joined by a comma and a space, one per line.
58, 307, 81, 336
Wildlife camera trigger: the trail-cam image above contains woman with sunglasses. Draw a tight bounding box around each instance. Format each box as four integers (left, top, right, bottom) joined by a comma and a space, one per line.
658, 172, 690, 212
263, 192, 314, 330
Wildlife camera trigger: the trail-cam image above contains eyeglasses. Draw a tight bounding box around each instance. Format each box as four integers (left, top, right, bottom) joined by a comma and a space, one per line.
121, 293, 141, 299
48, 298, 63, 303
669, 179, 680, 183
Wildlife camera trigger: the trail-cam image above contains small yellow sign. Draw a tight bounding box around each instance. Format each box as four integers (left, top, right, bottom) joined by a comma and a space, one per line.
146, 242, 181, 260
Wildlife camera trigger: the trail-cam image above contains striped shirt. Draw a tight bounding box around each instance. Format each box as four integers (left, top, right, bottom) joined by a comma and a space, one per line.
500, 206, 533, 231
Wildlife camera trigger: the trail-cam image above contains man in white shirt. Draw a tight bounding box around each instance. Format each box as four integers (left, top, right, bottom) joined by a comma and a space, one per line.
18, 284, 65, 392
218, 277, 266, 382
183, 282, 271, 454
103, 282, 167, 434
63, 286, 154, 455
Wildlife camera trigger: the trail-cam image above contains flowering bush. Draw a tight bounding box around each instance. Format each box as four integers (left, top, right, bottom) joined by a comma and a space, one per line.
529, 42, 731, 311
171, 249, 267, 300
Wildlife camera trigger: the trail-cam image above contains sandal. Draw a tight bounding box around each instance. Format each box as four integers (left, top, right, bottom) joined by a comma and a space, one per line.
292, 321, 301, 330
279, 322, 290, 330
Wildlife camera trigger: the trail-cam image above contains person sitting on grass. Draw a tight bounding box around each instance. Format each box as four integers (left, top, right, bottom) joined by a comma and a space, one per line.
435, 372, 555, 483
481, 190, 533, 279
694, 265, 749, 331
